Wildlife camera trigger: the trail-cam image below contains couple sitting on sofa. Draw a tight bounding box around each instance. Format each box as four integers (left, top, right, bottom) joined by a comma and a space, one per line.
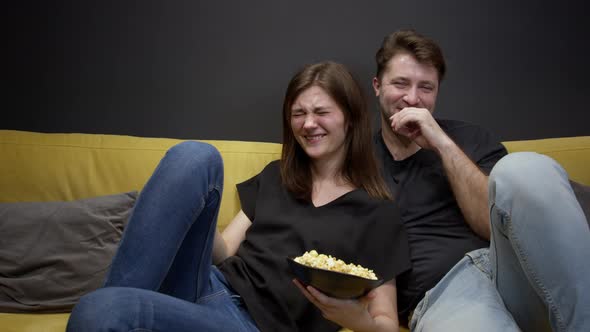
66, 30, 589, 332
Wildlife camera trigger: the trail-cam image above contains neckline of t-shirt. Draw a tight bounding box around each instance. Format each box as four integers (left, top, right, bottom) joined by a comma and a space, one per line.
311, 188, 362, 208
390, 148, 430, 165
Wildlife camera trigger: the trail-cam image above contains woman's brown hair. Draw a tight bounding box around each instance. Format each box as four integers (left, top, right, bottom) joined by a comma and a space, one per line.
280, 61, 392, 201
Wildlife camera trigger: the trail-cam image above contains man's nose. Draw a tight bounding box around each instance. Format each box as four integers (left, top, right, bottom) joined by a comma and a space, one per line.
403, 88, 420, 106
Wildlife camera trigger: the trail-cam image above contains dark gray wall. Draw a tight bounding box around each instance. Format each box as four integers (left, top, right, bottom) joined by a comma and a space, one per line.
7, 1, 589, 142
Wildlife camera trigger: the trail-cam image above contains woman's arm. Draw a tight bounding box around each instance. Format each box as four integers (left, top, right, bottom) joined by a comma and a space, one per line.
212, 210, 252, 264
294, 279, 400, 332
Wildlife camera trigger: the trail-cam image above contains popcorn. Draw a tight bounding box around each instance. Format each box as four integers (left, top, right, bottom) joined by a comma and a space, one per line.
294, 250, 378, 280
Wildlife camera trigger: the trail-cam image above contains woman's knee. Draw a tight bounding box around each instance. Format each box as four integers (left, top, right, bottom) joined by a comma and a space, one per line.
160, 142, 224, 189
67, 288, 128, 331
166, 141, 223, 169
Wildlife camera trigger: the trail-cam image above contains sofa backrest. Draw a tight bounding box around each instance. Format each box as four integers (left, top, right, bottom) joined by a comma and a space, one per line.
1, 130, 588, 228
0, 130, 281, 228
503, 136, 590, 185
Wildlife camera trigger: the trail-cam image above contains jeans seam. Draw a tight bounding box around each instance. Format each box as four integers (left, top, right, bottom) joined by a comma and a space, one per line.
190, 187, 220, 301
196, 288, 228, 304
503, 206, 567, 331
411, 290, 429, 331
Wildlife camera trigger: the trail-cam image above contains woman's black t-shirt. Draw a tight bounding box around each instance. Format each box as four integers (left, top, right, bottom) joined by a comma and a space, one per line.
217, 161, 410, 332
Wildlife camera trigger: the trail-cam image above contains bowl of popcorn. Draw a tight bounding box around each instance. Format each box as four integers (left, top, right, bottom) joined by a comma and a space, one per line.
287, 250, 384, 299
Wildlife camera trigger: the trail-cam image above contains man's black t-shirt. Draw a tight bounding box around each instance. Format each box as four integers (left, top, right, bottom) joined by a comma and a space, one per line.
373, 119, 507, 318
218, 161, 411, 332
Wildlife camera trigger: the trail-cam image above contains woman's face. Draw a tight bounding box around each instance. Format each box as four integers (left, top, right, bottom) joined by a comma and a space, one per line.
290, 86, 348, 165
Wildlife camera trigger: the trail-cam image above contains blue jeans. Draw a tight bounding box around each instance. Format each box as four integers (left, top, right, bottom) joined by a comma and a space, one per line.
66, 141, 259, 332
410, 152, 590, 332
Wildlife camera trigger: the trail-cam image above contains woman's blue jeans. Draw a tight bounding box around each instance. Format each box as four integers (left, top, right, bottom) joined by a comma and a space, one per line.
66, 141, 259, 332
410, 152, 590, 332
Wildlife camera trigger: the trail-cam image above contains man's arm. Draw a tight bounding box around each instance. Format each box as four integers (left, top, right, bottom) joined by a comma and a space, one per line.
435, 140, 490, 239
391, 108, 490, 239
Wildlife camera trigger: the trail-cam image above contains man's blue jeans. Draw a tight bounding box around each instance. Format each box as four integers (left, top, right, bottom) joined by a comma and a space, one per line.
66, 141, 259, 332
410, 152, 590, 332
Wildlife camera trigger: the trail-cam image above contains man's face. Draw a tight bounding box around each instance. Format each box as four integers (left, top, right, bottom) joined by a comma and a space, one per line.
372, 53, 439, 120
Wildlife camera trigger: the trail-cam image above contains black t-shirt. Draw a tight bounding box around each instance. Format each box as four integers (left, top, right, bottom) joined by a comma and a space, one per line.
217, 161, 411, 332
373, 119, 507, 318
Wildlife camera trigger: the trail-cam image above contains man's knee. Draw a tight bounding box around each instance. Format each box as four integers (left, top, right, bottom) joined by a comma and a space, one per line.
489, 152, 568, 201
491, 152, 561, 188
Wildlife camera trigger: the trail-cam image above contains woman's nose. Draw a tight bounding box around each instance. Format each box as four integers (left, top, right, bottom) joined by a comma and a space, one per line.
303, 114, 317, 128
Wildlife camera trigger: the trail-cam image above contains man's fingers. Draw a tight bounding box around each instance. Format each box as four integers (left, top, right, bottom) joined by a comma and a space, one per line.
391, 110, 418, 130
391, 116, 420, 137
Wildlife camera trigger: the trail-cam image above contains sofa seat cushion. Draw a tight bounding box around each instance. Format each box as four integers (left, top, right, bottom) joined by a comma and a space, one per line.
0, 312, 69, 332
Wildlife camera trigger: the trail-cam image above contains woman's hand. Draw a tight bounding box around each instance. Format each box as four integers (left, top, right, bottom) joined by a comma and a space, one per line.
293, 279, 399, 332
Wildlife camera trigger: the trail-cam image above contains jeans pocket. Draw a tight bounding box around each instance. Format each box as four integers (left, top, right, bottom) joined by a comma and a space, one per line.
410, 289, 430, 330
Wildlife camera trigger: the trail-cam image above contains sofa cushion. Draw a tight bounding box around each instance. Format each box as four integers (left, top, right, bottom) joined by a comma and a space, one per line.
0, 191, 137, 313
571, 180, 590, 225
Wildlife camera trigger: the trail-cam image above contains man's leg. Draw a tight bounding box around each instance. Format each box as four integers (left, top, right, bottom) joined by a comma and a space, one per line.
489, 152, 590, 332
410, 249, 521, 332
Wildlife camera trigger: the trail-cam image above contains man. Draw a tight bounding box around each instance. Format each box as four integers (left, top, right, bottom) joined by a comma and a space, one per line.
372, 29, 589, 331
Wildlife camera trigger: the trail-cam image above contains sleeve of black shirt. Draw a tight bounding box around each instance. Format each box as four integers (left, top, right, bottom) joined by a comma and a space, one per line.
471, 128, 507, 174
443, 119, 508, 175
236, 173, 261, 221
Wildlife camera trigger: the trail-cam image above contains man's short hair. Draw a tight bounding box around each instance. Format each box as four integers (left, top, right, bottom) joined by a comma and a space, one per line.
375, 29, 446, 82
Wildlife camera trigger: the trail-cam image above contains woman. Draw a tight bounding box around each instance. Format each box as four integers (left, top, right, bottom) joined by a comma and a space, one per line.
66, 61, 410, 332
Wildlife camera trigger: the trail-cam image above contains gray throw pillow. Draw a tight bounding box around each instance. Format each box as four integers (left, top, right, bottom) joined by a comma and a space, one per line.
0, 191, 137, 313
570, 180, 590, 226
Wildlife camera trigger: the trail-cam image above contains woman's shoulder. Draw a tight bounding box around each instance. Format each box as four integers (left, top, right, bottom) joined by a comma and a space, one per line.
237, 159, 280, 189
258, 159, 281, 179
263, 159, 281, 171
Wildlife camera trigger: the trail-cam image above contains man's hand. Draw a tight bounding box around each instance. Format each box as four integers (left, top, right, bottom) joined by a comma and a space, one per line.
390, 107, 453, 152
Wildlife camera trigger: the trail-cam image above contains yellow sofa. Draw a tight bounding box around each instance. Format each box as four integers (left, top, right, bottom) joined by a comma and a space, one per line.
1, 129, 589, 332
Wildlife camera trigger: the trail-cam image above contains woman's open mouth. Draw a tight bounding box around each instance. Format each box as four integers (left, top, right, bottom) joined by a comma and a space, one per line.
305, 134, 326, 143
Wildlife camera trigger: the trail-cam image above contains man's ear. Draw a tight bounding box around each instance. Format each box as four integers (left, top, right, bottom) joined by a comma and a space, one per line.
372, 77, 381, 96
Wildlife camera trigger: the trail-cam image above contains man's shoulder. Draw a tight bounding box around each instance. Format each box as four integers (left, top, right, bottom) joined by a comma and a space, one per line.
437, 118, 495, 142
437, 118, 486, 133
